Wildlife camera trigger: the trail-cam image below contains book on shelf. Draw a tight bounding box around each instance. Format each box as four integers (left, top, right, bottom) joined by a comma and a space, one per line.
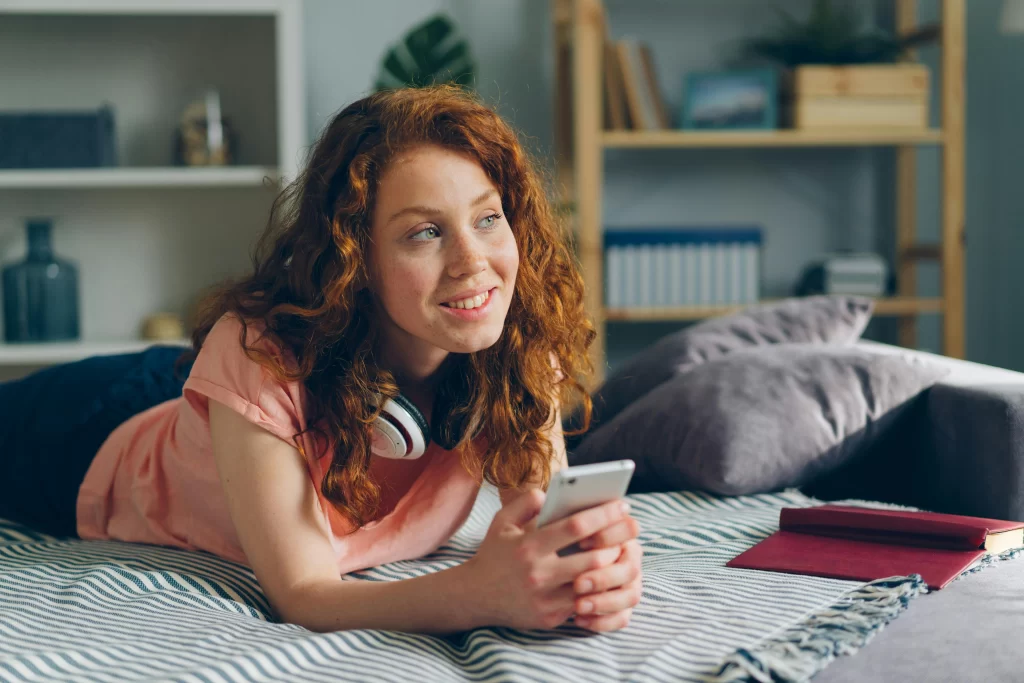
608, 38, 668, 131
604, 227, 762, 309
727, 504, 1024, 590
603, 39, 629, 130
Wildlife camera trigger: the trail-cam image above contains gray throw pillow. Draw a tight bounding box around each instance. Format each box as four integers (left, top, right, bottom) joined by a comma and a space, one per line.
569, 344, 949, 496
566, 296, 874, 442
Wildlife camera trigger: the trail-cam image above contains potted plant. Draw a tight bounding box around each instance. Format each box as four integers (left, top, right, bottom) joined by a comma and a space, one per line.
742, 0, 939, 129
374, 14, 475, 91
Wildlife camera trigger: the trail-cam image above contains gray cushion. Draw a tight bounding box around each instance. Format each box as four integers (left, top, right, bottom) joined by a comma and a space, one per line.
566, 296, 874, 443
569, 344, 949, 496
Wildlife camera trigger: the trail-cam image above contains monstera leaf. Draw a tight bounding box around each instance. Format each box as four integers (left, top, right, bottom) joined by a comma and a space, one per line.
375, 14, 475, 91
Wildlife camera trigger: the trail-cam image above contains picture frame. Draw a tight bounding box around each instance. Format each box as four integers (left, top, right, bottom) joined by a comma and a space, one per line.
681, 68, 779, 130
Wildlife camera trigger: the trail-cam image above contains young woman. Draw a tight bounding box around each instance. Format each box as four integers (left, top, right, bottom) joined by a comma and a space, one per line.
0, 85, 642, 634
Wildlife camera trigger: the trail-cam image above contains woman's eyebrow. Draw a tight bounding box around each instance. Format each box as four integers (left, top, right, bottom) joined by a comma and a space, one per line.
386, 189, 499, 225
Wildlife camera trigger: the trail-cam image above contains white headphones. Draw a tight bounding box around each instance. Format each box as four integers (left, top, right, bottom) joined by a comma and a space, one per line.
369, 393, 431, 459
369, 357, 479, 459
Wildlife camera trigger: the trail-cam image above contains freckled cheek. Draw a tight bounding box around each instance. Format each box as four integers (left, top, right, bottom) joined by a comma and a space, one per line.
501, 240, 520, 283
391, 265, 436, 305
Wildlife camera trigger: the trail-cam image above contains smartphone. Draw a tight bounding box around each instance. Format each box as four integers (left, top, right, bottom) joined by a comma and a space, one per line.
535, 459, 635, 528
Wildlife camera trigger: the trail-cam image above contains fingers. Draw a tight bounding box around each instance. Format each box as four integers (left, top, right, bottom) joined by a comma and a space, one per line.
575, 608, 633, 633
578, 516, 640, 551
533, 499, 631, 556
575, 577, 642, 618
541, 584, 579, 625
544, 545, 622, 587
497, 488, 546, 528
573, 540, 641, 595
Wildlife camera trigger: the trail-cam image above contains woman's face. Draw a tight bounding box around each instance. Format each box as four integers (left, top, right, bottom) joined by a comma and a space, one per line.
368, 144, 519, 376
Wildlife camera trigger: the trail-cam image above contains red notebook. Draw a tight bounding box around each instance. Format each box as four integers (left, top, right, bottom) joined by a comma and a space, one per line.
727, 504, 1024, 589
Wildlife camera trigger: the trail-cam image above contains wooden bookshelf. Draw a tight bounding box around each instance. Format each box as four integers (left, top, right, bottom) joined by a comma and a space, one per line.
554, 0, 966, 379
605, 296, 943, 323
602, 128, 945, 149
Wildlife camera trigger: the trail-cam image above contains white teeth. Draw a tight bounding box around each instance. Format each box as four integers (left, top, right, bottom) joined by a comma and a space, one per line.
446, 290, 490, 310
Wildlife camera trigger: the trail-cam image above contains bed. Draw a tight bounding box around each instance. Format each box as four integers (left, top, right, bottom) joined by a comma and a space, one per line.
2, 478, 1019, 683
3, 302, 1024, 682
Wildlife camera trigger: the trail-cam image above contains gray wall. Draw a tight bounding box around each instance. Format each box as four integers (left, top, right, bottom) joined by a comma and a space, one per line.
962, 0, 1024, 371
302, 0, 1024, 371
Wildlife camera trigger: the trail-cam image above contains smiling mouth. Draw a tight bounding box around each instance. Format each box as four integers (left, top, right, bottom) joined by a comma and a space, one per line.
440, 288, 493, 310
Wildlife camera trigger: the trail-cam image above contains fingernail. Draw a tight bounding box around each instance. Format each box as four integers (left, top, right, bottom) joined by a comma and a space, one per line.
620, 501, 631, 514
578, 579, 594, 593
578, 600, 593, 614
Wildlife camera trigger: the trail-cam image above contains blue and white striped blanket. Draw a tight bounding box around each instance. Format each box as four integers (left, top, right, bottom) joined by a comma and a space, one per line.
0, 487, 929, 683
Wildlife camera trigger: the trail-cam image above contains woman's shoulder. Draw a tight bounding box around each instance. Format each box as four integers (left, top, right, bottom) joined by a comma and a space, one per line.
202, 313, 287, 360
192, 312, 303, 385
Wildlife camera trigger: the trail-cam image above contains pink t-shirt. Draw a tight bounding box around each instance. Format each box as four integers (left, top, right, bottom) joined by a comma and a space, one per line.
76, 314, 483, 574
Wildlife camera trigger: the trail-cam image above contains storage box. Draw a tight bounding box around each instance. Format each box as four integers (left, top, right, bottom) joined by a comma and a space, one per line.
604, 228, 763, 309
0, 105, 116, 169
785, 64, 930, 129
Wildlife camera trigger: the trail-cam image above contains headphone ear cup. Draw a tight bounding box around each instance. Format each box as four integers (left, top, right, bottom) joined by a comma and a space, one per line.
372, 393, 430, 459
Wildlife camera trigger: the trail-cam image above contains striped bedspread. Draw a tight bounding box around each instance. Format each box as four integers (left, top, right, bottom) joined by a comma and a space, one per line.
0, 487, 928, 683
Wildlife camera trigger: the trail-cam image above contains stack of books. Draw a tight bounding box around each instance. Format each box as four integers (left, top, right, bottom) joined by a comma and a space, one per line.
604, 228, 763, 309
603, 38, 669, 131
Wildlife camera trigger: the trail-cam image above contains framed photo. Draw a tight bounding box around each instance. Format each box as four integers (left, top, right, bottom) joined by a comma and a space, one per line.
681, 69, 778, 130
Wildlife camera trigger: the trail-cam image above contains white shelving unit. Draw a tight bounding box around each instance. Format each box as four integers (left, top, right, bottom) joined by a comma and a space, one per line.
0, 0, 305, 377
0, 338, 190, 366
0, 167, 280, 189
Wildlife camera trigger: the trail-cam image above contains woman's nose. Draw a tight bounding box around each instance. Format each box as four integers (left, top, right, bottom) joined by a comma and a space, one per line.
446, 231, 487, 279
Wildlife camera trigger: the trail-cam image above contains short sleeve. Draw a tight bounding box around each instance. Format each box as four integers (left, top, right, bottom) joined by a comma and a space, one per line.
183, 314, 306, 446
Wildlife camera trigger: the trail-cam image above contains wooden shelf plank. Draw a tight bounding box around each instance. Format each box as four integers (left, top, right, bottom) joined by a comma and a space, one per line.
605, 297, 944, 322
602, 128, 945, 149
0, 166, 279, 189
0, 338, 190, 366
0, 0, 282, 15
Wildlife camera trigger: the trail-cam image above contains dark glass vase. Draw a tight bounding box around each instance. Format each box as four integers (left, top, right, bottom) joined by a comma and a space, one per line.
3, 218, 80, 343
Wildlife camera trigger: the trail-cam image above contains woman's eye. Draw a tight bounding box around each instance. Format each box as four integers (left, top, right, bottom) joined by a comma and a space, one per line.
410, 226, 440, 241
477, 213, 502, 229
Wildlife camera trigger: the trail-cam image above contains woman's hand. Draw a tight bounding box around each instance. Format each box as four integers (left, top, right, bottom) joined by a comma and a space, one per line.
462, 490, 634, 631
570, 504, 643, 632
572, 537, 643, 632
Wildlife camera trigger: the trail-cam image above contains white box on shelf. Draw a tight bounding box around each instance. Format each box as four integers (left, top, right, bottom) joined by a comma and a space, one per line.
669, 243, 684, 307
653, 245, 669, 307
604, 228, 763, 310
698, 243, 712, 306
714, 243, 727, 305
638, 244, 653, 307
683, 244, 697, 306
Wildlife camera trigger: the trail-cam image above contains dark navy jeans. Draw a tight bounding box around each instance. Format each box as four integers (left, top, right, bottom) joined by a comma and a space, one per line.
0, 346, 192, 538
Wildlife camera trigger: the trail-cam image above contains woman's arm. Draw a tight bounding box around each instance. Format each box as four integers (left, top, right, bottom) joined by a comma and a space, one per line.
208, 399, 624, 634
208, 399, 477, 634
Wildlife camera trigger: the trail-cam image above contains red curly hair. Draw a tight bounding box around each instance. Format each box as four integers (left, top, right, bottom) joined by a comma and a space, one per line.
187, 85, 595, 528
